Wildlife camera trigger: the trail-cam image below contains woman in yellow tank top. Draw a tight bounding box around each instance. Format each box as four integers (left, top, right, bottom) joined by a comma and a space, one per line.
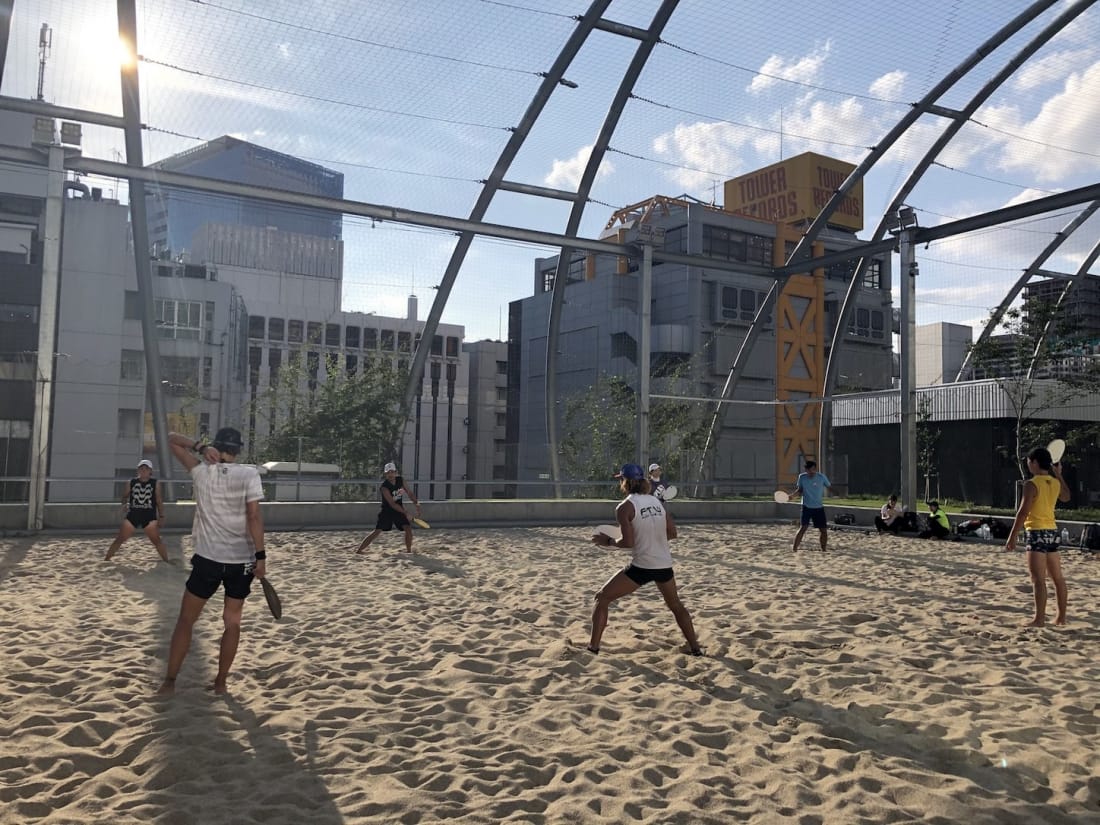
1006, 446, 1071, 626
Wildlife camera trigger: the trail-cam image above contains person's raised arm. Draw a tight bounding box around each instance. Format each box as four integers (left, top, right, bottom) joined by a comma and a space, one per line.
167, 431, 210, 471
1053, 464, 1071, 503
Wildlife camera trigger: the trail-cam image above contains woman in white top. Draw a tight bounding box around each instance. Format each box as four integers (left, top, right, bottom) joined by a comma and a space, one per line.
588, 463, 702, 656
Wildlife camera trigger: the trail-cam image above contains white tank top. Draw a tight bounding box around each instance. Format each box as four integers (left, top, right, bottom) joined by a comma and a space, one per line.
626, 493, 673, 569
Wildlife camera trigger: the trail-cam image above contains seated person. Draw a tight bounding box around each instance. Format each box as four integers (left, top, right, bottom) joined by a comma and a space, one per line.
875, 494, 903, 534
919, 500, 951, 539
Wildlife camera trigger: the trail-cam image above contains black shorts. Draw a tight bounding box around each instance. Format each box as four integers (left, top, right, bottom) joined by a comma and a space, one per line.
801, 507, 827, 529
126, 509, 157, 529
375, 507, 410, 531
186, 553, 254, 600
623, 564, 674, 585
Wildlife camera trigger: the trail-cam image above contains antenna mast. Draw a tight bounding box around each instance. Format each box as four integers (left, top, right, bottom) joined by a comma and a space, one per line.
36, 24, 52, 102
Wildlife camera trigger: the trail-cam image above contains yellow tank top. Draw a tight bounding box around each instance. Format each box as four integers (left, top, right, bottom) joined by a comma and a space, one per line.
1023, 474, 1059, 530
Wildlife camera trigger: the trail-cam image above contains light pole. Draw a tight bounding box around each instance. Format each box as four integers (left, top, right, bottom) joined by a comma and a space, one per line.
634, 223, 664, 468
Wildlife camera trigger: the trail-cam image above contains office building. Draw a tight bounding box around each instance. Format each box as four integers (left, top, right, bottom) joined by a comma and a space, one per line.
916, 322, 972, 386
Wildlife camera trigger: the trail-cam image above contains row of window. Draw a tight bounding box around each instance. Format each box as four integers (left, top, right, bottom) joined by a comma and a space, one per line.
848, 308, 887, 339
247, 315, 461, 358
120, 351, 214, 389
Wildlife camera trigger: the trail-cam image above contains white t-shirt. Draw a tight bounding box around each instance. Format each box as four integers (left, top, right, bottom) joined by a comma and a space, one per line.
625, 493, 673, 569
190, 462, 265, 563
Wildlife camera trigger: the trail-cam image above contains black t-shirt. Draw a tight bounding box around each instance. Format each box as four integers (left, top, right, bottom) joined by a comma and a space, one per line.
129, 477, 157, 511
380, 476, 405, 512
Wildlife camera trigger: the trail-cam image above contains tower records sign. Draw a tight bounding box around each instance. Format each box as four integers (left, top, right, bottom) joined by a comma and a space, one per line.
723, 152, 863, 232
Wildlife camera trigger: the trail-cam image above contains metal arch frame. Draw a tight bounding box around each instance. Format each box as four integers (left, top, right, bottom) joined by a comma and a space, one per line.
544, 0, 681, 494
1025, 233, 1100, 379
696, 0, 1062, 478
395, 0, 616, 458
955, 199, 1100, 382
819, 0, 1097, 465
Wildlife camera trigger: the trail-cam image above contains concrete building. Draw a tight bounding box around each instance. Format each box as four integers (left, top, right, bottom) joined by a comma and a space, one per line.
508, 193, 893, 491
916, 322, 972, 386
462, 339, 509, 498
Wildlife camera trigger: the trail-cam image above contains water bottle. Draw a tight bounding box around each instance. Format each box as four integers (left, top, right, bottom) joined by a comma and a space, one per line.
1061, 527, 1070, 545
979, 524, 990, 540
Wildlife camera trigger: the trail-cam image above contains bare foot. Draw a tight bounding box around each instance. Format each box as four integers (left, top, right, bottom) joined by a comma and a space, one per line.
155, 678, 176, 696
1054, 618, 1067, 626
211, 679, 228, 695
1021, 620, 1045, 628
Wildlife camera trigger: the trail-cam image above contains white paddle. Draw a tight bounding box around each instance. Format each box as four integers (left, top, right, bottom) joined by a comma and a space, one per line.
594, 524, 622, 542
773, 490, 790, 503
663, 485, 678, 501
1047, 438, 1066, 464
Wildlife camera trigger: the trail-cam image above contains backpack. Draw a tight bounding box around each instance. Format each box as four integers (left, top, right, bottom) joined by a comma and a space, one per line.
1081, 524, 1100, 551
834, 513, 855, 525
988, 520, 1010, 540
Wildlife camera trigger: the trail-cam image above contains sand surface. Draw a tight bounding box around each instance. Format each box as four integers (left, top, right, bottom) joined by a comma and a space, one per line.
2, 523, 1099, 824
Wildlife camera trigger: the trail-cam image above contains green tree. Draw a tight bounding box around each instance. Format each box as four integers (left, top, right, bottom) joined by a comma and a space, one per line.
251, 350, 407, 494
916, 395, 940, 501
560, 373, 711, 497
967, 300, 1100, 480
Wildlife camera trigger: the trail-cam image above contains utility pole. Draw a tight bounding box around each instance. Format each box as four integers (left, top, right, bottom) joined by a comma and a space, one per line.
892, 206, 919, 511
634, 224, 664, 468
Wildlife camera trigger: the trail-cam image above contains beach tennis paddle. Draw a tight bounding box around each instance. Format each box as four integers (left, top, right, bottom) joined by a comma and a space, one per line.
663, 485, 678, 501
773, 490, 790, 503
412, 517, 430, 529
1047, 438, 1066, 463
594, 524, 622, 542
259, 577, 282, 620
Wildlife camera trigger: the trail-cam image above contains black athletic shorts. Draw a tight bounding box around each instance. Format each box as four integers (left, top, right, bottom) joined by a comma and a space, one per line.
126, 509, 157, 529
801, 506, 827, 529
186, 553, 254, 600
623, 564, 674, 585
375, 507, 410, 531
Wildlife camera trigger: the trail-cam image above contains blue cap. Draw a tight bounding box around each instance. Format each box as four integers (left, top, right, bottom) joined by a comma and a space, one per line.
614, 463, 645, 480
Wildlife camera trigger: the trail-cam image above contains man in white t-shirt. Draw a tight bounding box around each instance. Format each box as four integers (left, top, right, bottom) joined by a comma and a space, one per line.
158, 427, 266, 696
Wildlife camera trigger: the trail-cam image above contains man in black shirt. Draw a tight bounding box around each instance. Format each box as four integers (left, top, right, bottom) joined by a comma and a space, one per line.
355, 461, 422, 553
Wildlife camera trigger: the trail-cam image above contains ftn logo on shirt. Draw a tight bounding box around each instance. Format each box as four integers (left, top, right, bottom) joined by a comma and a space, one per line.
638, 505, 664, 519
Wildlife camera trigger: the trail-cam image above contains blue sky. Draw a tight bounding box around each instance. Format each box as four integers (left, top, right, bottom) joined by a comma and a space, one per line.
5, 0, 1100, 343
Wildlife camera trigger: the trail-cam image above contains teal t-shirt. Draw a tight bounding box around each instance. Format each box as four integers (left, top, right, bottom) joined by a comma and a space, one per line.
797, 472, 830, 509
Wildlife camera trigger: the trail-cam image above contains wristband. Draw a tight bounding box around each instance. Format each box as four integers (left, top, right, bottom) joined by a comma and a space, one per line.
193, 440, 208, 453
254, 551, 267, 560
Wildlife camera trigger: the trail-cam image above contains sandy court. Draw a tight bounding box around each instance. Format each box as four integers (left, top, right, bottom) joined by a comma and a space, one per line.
1, 522, 1099, 824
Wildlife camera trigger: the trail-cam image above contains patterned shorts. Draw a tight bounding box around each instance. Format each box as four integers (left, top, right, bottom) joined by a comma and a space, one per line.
1025, 529, 1060, 554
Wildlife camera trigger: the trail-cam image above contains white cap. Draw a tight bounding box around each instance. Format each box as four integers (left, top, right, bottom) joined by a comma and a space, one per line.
648, 463, 661, 472
384, 462, 397, 473
137, 459, 153, 469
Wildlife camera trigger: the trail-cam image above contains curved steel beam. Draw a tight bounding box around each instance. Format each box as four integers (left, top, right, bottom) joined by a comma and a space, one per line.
956, 200, 1100, 382
697, 0, 1061, 476
545, 0, 681, 495
395, 0, 616, 457
1026, 234, 1100, 380
819, 0, 1096, 460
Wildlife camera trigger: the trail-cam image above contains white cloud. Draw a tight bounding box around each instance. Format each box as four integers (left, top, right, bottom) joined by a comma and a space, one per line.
748, 42, 831, 94
277, 42, 292, 60
1011, 48, 1093, 92
544, 144, 614, 189
869, 70, 906, 100
650, 121, 754, 191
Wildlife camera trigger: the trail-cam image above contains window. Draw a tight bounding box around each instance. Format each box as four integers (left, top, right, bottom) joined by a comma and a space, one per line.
287, 320, 303, 343
120, 349, 144, 382
269, 349, 282, 384
205, 301, 216, 344
363, 327, 377, 349
268, 317, 285, 341
161, 355, 200, 389
325, 323, 340, 347
431, 335, 443, 356
446, 336, 460, 358
496, 412, 507, 426
117, 408, 142, 439
346, 354, 358, 375
496, 360, 508, 375
307, 352, 320, 393
203, 356, 213, 388
862, 259, 884, 290
663, 225, 687, 254
496, 387, 508, 402
398, 331, 412, 353
345, 326, 360, 349
703, 225, 773, 264
248, 315, 265, 339
721, 286, 738, 319
740, 289, 755, 322
183, 264, 206, 280
123, 291, 141, 320
156, 264, 174, 278
541, 267, 555, 293
849, 307, 871, 338
307, 322, 322, 344
871, 310, 885, 339
155, 299, 202, 340
380, 329, 395, 351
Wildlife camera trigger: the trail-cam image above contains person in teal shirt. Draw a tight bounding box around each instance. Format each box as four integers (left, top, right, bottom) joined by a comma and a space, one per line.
789, 460, 832, 552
